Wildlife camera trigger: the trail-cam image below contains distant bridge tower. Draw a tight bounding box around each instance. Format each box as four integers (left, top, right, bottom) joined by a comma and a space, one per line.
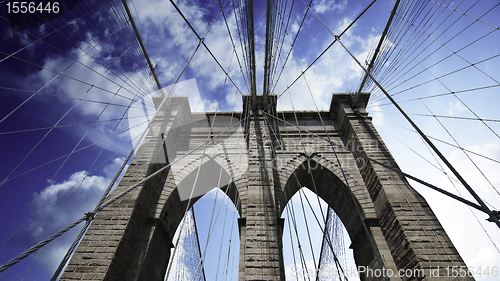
61, 93, 473, 281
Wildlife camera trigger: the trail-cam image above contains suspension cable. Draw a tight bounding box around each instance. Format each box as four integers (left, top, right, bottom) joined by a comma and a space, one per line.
335, 35, 500, 228
274, 0, 378, 102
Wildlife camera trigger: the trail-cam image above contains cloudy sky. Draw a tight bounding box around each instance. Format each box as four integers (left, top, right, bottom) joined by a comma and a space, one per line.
0, 0, 499, 280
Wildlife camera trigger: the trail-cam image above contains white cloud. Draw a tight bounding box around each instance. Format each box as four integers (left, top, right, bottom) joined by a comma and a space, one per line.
274, 17, 379, 111
368, 100, 384, 127
224, 90, 243, 111
313, 0, 348, 14
445, 142, 500, 195
447, 100, 467, 115
36, 35, 142, 118
133, 0, 246, 98
103, 157, 128, 178
124, 0, 378, 116
30, 32, 157, 153
13, 158, 125, 275
420, 142, 500, 277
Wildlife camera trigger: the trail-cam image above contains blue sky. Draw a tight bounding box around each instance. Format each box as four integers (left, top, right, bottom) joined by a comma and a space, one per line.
1, 0, 499, 280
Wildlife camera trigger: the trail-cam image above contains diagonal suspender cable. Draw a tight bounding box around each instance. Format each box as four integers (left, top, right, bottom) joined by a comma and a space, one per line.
169, 0, 244, 97
0, 110, 252, 274
0, 12, 152, 99
353, 110, 500, 253
368, 2, 500, 141
415, 66, 500, 195
368, 83, 500, 112
274, 0, 378, 101
353, 0, 401, 105
49, 85, 152, 281
370, 116, 500, 167
120, 0, 162, 91
368, 1, 499, 104
366, 110, 500, 123
219, 0, 251, 94
2, 5, 242, 270
334, 35, 500, 228
429, 0, 500, 30
264, 112, 484, 212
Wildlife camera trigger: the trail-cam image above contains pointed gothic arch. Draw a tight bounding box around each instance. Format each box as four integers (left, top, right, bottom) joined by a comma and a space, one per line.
164, 186, 241, 281
280, 186, 354, 280
159, 158, 242, 244
131, 156, 242, 280
59, 131, 242, 281
279, 157, 398, 277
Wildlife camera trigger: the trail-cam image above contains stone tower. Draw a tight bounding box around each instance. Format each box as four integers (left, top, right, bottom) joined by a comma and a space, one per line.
61, 93, 473, 280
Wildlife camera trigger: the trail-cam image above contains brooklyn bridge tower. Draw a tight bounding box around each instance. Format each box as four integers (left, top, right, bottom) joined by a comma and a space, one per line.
1, 0, 499, 280
58, 0, 500, 280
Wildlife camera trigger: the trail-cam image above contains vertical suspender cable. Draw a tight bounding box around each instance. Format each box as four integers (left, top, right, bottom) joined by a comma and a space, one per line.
247, 0, 257, 110
262, 0, 273, 108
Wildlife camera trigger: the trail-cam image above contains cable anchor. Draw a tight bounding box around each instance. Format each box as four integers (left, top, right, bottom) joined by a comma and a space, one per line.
487, 210, 500, 222
84, 212, 96, 222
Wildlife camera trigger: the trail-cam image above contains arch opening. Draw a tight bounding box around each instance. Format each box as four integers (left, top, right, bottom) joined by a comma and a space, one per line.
281, 187, 359, 280
280, 159, 384, 280
164, 188, 240, 281
133, 156, 242, 281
